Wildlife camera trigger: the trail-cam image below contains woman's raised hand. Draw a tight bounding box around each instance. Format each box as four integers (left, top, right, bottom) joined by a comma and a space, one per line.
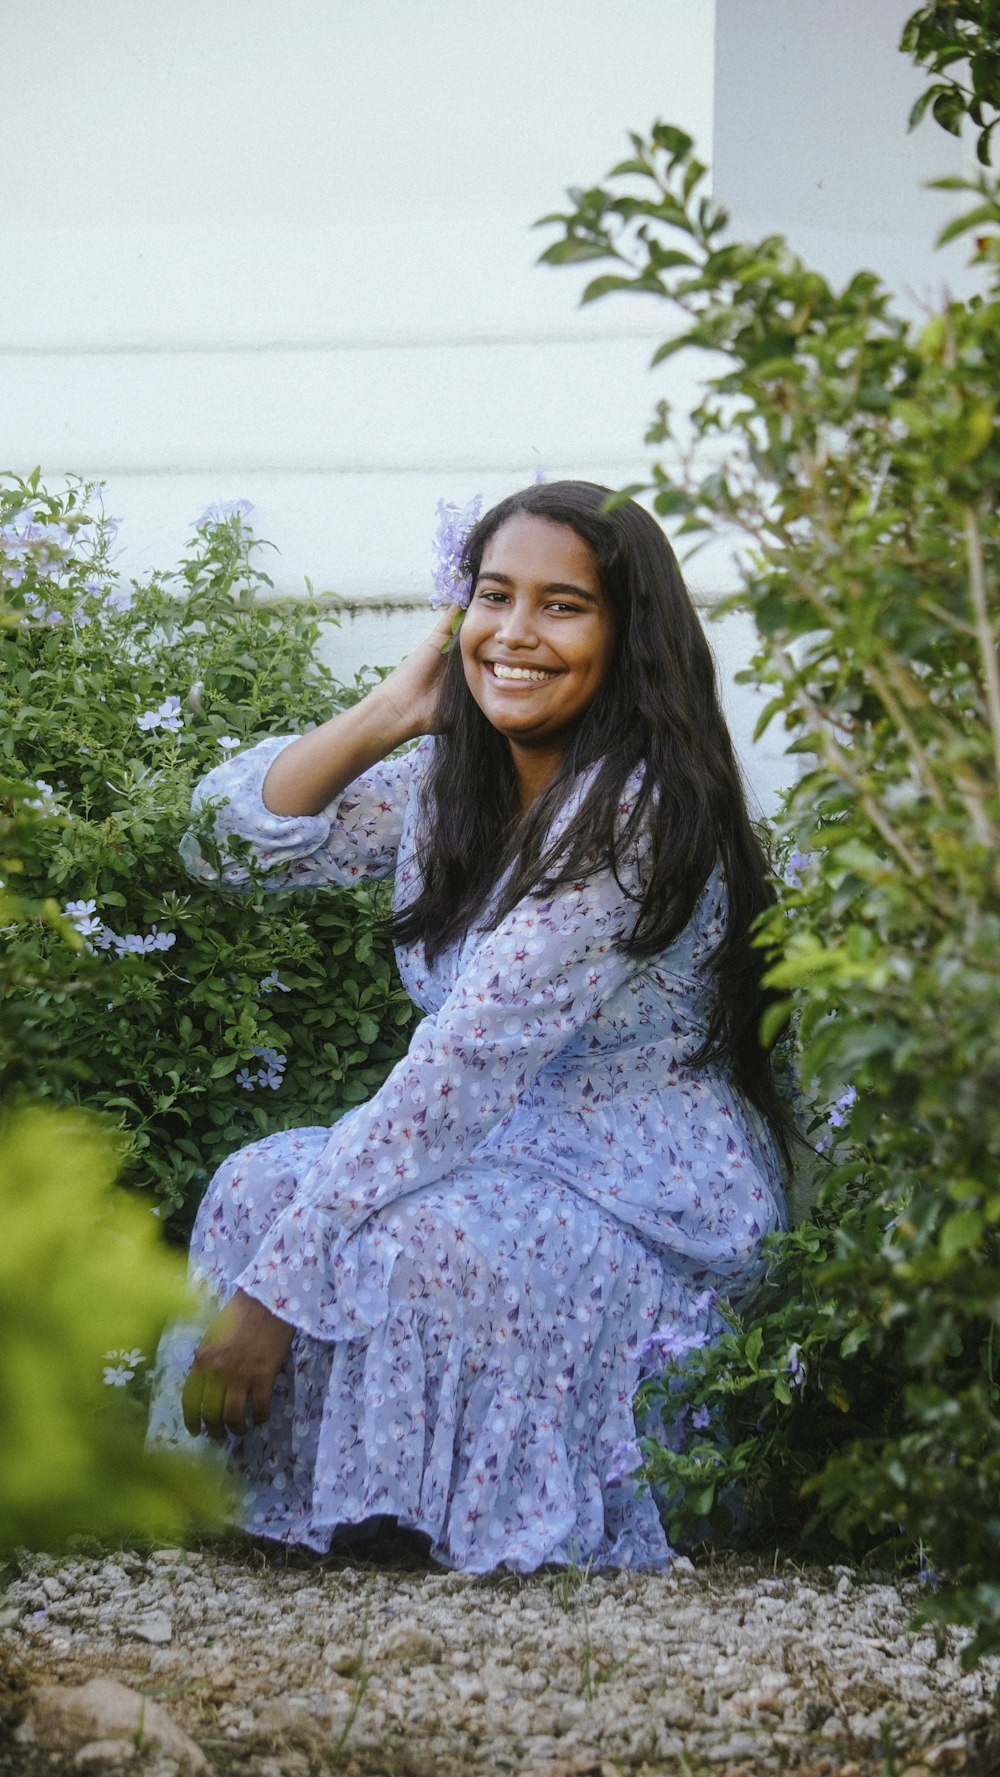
374, 604, 461, 739
261, 604, 463, 818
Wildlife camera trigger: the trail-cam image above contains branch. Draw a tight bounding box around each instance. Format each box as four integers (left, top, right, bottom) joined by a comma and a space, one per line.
964, 506, 1000, 786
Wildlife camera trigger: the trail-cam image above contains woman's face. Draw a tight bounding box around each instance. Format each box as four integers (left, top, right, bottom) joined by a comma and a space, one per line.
459, 513, 615, 753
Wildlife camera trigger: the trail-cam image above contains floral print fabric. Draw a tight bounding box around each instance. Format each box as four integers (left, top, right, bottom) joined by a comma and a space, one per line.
151, 736, 785, 1572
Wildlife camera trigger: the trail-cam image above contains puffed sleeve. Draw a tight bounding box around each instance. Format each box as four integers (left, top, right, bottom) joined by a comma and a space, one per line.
235, 814, 654, 1338
180, 734, 423, 891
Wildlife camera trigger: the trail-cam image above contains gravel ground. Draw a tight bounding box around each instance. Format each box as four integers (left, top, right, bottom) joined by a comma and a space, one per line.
2, 1542, 999, 1776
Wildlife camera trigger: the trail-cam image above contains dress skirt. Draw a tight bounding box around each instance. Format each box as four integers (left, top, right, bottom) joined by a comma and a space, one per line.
149, 1125, 715, 1574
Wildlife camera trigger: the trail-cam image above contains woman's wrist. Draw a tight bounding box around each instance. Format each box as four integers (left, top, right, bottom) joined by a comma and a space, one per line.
261, 682, 416, 816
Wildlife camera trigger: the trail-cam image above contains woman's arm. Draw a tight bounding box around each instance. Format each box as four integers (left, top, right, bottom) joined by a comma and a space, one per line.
261, 605, 457, 815
234, 803, 653, 1340
181, 605, 459, 892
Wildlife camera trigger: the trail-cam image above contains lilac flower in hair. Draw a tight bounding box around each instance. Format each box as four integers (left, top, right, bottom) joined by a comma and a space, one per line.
430, 494, 482, 609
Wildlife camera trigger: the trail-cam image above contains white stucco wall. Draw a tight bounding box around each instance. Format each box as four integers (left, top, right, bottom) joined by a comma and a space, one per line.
2, 0, 973, 812
1, 0, 713, 597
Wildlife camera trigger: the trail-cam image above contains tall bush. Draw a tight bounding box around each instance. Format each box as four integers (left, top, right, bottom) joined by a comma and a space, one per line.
537, 21, 1000, 1658
1, 478, 417, 1230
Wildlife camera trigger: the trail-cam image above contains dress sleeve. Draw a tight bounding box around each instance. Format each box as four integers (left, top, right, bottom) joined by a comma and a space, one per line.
236, 820, 655, 1337
179, 735, 421, 891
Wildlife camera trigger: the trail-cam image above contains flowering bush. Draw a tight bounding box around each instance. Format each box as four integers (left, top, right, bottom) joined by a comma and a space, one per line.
1, 473, 418, 1229
539, 10, 1000, 1664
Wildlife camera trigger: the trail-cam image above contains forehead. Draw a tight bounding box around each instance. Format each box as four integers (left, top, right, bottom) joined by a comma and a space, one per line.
479, 513, 601, 589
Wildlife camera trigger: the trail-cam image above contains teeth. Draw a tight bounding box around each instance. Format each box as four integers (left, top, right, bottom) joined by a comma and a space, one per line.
490, 663, 556, 683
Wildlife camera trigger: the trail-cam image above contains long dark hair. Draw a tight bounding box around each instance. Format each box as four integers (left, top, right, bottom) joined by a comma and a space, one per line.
394, 480, 791, 1157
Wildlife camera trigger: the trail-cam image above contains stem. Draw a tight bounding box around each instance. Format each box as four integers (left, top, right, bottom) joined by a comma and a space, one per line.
865, 662, 946, 813
773, 649, 928, 882
964, 506, 1000, 786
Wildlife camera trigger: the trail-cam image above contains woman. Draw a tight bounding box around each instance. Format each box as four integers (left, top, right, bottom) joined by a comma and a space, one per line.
152, 481, 789, 1573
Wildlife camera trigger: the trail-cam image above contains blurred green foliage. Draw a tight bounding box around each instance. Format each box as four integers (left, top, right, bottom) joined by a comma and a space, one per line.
0, 1106, 227, 1553
538, 13, 1000, 1665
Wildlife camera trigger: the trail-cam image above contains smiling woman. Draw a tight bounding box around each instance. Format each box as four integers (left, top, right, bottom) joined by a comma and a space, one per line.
459, 512, 616, 805
150, 480, 793, 1574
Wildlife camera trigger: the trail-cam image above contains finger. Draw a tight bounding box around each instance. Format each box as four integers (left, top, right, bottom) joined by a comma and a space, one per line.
200, 1376, 228, 1442
181, 1366, 204, 1439
223, 1384, 252, 1440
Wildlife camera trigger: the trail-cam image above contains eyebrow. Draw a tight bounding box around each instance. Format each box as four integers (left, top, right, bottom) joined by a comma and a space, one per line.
475, 570, 602, 606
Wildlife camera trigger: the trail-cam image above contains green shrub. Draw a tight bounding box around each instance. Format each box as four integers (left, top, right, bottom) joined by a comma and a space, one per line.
1, 476, 418, 1231
538, 18, 1000, 1662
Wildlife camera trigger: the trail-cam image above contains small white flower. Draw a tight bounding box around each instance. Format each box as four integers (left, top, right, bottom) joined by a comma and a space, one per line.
103, 1345, 146, 1386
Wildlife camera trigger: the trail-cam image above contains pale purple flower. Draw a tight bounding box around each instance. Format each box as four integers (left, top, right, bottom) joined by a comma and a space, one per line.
637, 1324, 709, 1364
63, 898, 103, 939
0, 510, 74, 586
137, 695, 183, 734
217, 735, 241, 753
196, 499, 254, 528
237, 1045, 287, 1091
101, 581, 134, 615
828, 1085, 857, 1129
98, 924, 176, 958
261, 970, 291, 994
26, 780, 56, 811
787, 1343, 805, 1388
144, 926, 177, 953
691, 1404, 712, 1431
607, 1436, 644, 1484
783, 849, 812, 889
430, 494, 482, 609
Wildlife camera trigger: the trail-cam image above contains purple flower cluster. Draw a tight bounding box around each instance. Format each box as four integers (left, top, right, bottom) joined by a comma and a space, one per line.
782, 849, 813, 889
137, 695, 183, 734
64, 899, 177, 956
63, 898, 103, 939
196, 499, 254, 529
429, 494, 483, 609
828, 1085, 857, 1128
0, 508, 74, 590
237, 1046, 287, 1091
606, 1436, 644, 1484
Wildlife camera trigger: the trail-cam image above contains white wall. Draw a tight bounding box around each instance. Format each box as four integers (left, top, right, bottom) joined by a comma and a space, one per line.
4, 0, 973, 812
1, 0, 713, 598
713, 0, 972, 300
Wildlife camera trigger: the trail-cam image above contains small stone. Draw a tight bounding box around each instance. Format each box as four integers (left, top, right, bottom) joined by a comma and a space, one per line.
671, 1556, 696, 1575
323, 1641, 362, 1676
132, 1612, 173, 1646
924, 1738, 970, 1770
73, 1739, 132, 1769
16, 1677, 208, 1773
376, 1623, 444, 1665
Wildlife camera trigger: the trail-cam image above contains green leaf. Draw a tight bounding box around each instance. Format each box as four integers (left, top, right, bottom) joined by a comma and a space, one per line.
581, 273, 643, 303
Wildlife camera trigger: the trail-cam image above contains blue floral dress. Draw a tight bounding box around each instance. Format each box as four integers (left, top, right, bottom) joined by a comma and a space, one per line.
150, 736, 785, 1573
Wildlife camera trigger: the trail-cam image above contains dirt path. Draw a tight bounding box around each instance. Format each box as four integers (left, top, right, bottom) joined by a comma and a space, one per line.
3, 1545, 999, 1775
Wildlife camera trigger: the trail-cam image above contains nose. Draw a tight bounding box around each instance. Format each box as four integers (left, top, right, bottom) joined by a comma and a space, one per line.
494, 595, 538, 648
